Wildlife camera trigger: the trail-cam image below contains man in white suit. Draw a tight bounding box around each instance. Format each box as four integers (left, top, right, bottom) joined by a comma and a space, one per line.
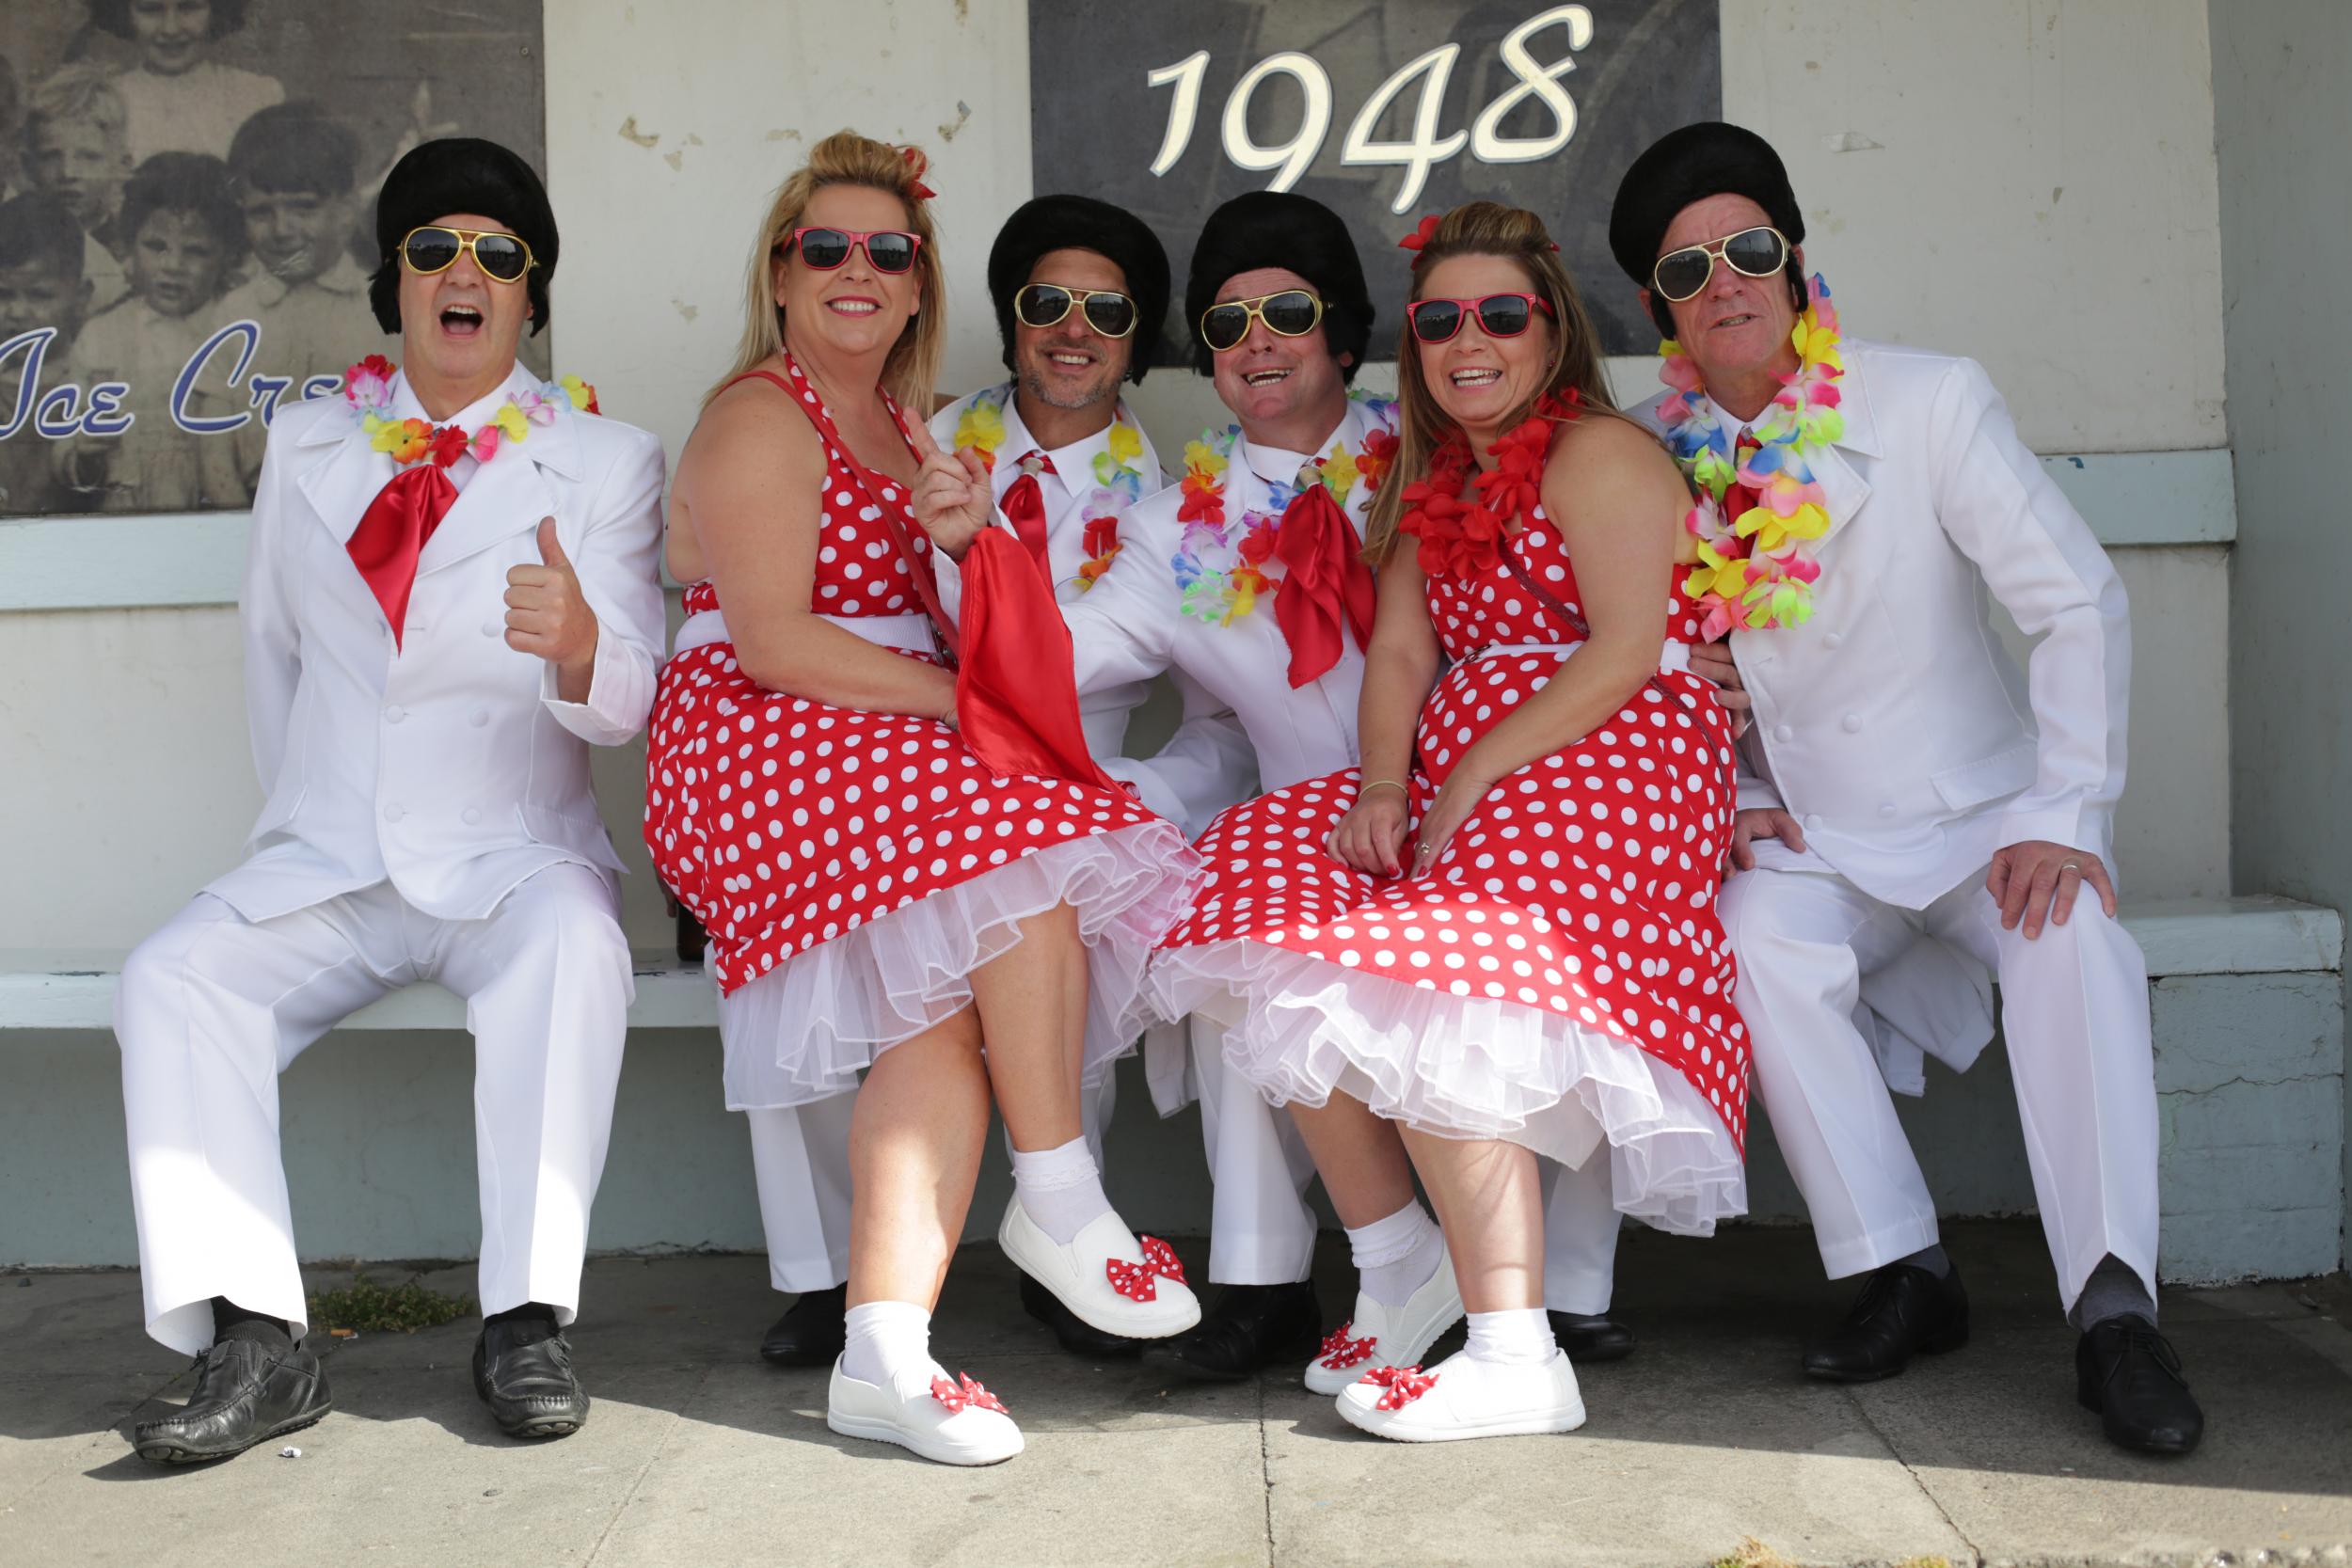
755, 195, 1269, 1373
1610, 122, 2201, 1454
114, 138, 665, 1464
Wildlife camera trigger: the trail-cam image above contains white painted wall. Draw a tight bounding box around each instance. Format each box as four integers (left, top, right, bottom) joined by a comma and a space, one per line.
2, 0, 2237, 951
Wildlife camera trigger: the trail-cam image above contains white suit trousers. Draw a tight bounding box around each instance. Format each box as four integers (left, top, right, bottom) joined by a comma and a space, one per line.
116, 867, 633, 1354
1718, 863, 2157, 1312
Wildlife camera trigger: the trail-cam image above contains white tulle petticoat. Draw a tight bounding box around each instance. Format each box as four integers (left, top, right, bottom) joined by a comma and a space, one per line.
719, 822, 1199, 1111
1153, 939, 1747, 1236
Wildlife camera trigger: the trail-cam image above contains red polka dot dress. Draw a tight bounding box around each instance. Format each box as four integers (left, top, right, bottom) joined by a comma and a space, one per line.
644, 353, 1199, 1111
1152, 463, 1751, 1233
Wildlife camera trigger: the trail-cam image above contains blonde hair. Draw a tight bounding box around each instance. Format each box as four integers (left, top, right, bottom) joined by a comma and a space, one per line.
707, 129, 945, 410
1363, 200, 1645, 563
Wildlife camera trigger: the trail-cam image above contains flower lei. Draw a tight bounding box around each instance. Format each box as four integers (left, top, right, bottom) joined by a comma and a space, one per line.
1169, 390, 1399, 625
343, 353, 599, 468
1395, 390, 1579, 581
1659, 274, 1845, 635
950, 382, 1148, 589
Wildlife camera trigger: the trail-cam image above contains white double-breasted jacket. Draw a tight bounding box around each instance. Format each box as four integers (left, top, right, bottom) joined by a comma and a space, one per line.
1634, 337, 2133, 1082
207, 364, 668, 925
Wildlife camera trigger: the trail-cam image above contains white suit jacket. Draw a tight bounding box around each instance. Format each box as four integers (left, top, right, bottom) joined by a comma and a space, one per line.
929, 385, 1252, 837
205, 365, 667, 925
1060, 395, 1396, 796
1636, 339, 2132, 1087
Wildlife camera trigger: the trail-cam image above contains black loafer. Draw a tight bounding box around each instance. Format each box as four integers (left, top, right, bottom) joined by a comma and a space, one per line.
1020, 1272, 1143, 1359
1549, 1310, 1636, 1364
473, 1319, 589, 1439
1158, 1282, 1322, 1382
2077, 1314, 2203, 1456
134, 1336, 331, 1465
758, 1283, 847, 1367
1802, 1262, 1970, 1383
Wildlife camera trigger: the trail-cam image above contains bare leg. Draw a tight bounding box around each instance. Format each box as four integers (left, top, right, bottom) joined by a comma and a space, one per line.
1288, 1094, 1416, 1228
845, 1007, 991, 1309
966, 902, 1089, 1153
1398, 1129, 1544, 1314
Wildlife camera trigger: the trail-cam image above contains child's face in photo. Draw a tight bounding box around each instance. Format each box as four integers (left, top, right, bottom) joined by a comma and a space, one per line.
28, 119, 132, 230
0, 258, 88, 349
130, 209, 227, 318
131, 0, 215, 77
241, 186, 349, 284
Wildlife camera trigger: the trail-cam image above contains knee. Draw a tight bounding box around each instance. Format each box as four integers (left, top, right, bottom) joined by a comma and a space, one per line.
115, 918, 207, 1053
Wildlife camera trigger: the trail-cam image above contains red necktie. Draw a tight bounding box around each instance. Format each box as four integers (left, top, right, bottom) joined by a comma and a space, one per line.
1272, 466, 1376, 688
346, 464, 458, 647
999, 451, 1056, 582
1724, 428, 1763, 524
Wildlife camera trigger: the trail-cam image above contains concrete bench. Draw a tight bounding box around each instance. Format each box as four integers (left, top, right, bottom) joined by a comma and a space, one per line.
2, 896, 2342, 1283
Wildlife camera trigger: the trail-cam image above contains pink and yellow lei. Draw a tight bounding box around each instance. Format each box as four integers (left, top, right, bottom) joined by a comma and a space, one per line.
343, 353, 599, 471
1659, 274, 1844, 636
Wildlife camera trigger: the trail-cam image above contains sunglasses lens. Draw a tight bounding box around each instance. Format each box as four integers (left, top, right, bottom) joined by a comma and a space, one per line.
1476, 295, 1533, 337
1016, 285, 1072, 328
1653, 247, 1711, 302
865, 231, 916, 273
403, 228, 461, 274
796, 229, 851, 269
1409, 300, 1463, 343
1200, 304, 1250, 352
1724, 228, 1787, 277
470, 233, 530, 281
1261, 291, 1319, 337
1082, 293, 1136, 338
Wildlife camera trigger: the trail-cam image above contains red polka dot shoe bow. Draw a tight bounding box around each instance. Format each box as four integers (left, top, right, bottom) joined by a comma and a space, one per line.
1359, 1364, 1438, 1411
1316, 1322, 1377, 1371
930, 1372, 1008, 1416
1105, 1235, 1188, 1302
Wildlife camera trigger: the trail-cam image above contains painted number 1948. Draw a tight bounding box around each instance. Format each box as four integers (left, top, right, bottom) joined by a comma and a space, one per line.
1146, 4, 1593, 213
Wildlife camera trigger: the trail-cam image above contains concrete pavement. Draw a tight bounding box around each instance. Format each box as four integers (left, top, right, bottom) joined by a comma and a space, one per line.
3, 1219, 2347, 1568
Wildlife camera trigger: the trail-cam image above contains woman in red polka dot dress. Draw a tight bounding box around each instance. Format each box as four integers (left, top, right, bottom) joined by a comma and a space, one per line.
1154, 203, 1749, 1442
645, 133, 1200, 1467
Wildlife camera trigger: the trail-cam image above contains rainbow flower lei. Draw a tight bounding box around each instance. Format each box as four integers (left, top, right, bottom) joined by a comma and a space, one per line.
343, 353, 599, 469
1169, 390, 1398, 625
950, 382, 1149, 590
1659, 274, 1844, 635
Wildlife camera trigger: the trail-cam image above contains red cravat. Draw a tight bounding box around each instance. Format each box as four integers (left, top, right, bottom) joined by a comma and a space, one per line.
954, 525, 1114, 789
999, 451, 1057, 581
346, 464, 459, 647
1272, 469, 1376, 688
1724, 428, 1764, 523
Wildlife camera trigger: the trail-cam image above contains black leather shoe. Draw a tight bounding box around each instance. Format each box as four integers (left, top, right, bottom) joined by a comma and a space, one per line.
1802, 1262, 1970, 1382
1549, 1310, 1636, 1364
134, 1336, 331, 1465
758, 1284, 847, 1367
2077, 1314, 2203, 1455
473, 1319, 589, 1439
1020, 1272, 1143, 1359
1158, 1282, 1323, 1382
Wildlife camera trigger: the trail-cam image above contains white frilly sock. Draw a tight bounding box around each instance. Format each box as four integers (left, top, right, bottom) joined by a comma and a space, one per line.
840, 1299, 933, 1388
1010, 1135, 1114, 1244
1345, 1201, 1446, 1309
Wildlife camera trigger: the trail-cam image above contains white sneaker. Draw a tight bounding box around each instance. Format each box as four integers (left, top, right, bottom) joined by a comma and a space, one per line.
997, 1199, 1201, 1339
1304, 1247, 1466, 1395
1334, 1347, 1586, 1443
825, 1357, 1024, 1465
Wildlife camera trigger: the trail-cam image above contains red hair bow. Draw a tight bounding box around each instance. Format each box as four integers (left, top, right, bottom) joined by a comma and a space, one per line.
900, 145, 937, 202
1104, 1235, 1188, 1302
1399, 214, 1442, 254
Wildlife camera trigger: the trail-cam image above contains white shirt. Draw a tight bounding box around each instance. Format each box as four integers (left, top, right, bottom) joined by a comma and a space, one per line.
930, 383, 1254, 835
1060, 392, 1399, 795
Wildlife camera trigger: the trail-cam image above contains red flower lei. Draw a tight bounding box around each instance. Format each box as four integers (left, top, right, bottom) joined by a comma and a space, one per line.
1398, 388, 1581, 580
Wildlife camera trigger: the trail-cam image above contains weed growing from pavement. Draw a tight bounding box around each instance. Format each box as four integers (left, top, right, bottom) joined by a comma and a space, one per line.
306, 1275, 476, 1334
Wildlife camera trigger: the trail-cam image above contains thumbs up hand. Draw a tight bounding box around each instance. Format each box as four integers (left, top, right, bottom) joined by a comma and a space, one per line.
506, 516, 599, 694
